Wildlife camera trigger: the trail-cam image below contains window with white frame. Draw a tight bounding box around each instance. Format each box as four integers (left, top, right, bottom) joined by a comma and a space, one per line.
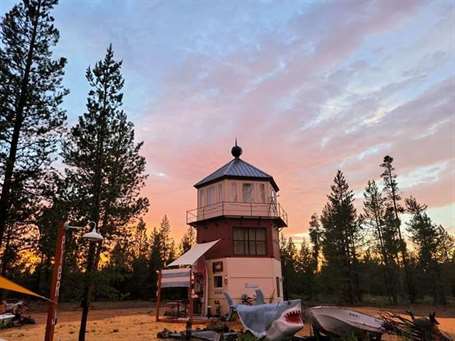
207, 186, 215, 205
259, 183, 266, 203
242, 183, 253, 202
218, 183, 223, 202
231, 182, 238, 202
199, 189, 205, 206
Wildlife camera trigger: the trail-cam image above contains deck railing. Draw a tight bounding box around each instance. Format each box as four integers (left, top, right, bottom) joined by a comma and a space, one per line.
186, 201, 288, 226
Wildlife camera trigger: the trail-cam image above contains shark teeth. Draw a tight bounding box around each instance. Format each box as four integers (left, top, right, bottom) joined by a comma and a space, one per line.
284, 310, 303, 324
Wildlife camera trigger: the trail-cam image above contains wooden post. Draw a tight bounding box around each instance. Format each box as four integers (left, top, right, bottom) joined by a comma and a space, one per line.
44, 221, 66, 341
188, 269, 194, 325
155, 270, 162, 322
186, 269, 193, 338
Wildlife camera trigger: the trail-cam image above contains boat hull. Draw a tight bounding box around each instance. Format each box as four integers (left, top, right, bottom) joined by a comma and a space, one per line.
307, 306, 384, 337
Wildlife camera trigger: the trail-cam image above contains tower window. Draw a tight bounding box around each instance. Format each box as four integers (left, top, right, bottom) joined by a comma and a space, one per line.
260, 183, 266, 203
231, 183, 238, 202
242, 183, 253, 202
214, 275, 223, 288
218, 183, 223, 202
199, 189, 205, 206
233, 228, 266, 256
207, 186, 215, 205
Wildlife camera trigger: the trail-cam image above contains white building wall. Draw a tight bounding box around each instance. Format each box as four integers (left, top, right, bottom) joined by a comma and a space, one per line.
205, 257, 283, 315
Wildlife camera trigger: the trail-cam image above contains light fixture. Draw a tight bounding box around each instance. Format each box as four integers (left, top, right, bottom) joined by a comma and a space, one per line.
82, 229, 103, 241
82, 221, 103, 242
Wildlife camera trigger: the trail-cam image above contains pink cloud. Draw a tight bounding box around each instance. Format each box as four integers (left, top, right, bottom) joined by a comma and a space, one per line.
135, 0, 453, 239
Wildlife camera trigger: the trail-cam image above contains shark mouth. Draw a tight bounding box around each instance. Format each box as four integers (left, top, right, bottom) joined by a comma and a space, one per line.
284, 309, 303, 325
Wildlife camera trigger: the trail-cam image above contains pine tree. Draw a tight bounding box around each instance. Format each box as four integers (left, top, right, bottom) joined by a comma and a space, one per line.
158, 215, 174, 264
362, 180, 398, 303
405, 196, 452, 305
179, 226, 195, 255
296, 239, 316, 299
126, 218, 150, 299
280, 236, 298, 300
149, 227, 164, 294
0, 0, 68, 254
380, 155, 415, 302
61, 45, 148, 341
320, 170, 361, 304
133, 218, 149, 259
308, 213, 321, 273
34, 192, 68, 292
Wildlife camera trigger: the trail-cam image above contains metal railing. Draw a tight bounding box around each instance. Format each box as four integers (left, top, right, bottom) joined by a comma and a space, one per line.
186, 201, 288, 226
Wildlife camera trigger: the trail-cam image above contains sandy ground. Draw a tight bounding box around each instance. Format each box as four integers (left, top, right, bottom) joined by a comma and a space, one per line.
0, 302, 454, 340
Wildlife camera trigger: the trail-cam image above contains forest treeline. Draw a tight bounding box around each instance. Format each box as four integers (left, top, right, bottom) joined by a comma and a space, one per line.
281, 160, 454, 306
0, 0, 454, 315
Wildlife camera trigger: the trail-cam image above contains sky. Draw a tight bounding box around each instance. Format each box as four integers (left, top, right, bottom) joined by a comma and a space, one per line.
1, 0, 454, 242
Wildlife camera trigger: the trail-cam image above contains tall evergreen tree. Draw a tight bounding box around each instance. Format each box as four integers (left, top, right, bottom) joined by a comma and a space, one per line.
362, 180, 398, 303
280, 236, 298, 300
308, 213, 321, 273
179, 226, 195, 255
133, 218, 149, 259
149, 227, 164, 295
61, 45, 148, 341
158, 215, 174, 264
126, 218, 150, 300
380, 155, 415, 302
296, 239, 316, 299
0, 0, 68, 254
405, 196, 452, 305
320, 170, 361, 304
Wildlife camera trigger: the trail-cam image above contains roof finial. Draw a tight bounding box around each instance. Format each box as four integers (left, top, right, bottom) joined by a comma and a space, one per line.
231, 138, 242, 158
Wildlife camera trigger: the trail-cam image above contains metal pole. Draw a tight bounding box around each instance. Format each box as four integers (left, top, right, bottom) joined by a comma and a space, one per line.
44, 221, 66, 341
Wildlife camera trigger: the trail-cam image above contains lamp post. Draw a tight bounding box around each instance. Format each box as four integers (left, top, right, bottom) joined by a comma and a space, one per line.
44, 221, 103, 341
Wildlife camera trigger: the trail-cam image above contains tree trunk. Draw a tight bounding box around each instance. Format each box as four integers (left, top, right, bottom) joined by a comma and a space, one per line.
387, 167, 415, 303
78, 80, 107, 340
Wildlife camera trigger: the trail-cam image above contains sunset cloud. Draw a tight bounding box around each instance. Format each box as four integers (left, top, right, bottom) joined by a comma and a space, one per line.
1, 0, 452, 238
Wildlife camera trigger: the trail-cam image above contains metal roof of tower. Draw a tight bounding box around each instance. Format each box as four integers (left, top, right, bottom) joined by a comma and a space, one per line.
194, 141, 279, 191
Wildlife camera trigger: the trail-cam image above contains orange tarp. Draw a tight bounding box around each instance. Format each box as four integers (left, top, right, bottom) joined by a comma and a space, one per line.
0, 275, 48, 300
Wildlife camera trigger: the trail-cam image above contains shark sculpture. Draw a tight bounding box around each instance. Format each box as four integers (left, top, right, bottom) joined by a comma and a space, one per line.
224, 292, 304, 341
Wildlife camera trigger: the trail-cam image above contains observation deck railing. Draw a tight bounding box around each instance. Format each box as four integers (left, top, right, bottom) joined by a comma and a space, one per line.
186, 201, 288, 227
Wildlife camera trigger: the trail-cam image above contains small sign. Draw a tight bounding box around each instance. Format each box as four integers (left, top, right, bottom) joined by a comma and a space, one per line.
245, 283, 258, 288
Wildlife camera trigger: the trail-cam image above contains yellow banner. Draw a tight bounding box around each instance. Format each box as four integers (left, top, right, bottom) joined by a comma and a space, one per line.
0, 276, 48, 300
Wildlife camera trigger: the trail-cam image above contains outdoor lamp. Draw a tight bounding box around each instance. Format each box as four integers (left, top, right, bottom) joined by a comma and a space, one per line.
64, 221, 103, 241
82, 221, 103, 242
45, 220, 103, 341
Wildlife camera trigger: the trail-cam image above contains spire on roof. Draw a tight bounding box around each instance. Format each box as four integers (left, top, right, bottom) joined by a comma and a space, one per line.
231, 138, 242, 159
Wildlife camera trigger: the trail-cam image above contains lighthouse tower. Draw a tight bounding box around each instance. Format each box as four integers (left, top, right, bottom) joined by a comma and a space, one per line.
186, 142, 288, 315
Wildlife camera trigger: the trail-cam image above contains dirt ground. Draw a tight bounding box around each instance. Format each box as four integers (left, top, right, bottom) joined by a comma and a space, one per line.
0, 302, 454, 340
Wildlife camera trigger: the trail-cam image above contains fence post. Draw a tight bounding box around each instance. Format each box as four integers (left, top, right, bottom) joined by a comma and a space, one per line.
155, 270, 162, 322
